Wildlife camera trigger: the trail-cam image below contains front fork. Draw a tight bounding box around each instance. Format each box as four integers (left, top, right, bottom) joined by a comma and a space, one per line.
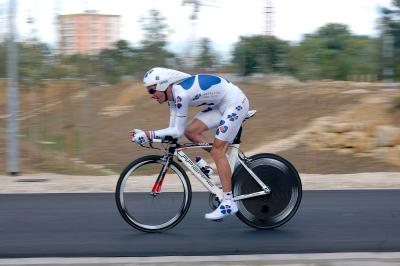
151, 153, 173, 195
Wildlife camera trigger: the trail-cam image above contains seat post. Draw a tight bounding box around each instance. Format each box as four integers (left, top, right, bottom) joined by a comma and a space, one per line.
232, 126, 243, 144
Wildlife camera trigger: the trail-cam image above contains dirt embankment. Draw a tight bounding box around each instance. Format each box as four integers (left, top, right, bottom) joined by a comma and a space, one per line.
0, 79, 399, 175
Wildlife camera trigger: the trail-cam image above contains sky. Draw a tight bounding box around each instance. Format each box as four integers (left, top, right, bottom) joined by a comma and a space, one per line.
0, 0, 394, 57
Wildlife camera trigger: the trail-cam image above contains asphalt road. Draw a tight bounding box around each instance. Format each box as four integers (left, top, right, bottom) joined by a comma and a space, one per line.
1, 190, 400, 258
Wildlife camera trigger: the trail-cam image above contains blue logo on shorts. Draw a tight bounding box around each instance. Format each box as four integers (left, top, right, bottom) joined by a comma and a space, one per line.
227, 113, 238, 121
216, 120, 228, 135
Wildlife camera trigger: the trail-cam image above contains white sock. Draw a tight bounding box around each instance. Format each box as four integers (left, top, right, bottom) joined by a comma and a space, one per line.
223, 191, 233, 202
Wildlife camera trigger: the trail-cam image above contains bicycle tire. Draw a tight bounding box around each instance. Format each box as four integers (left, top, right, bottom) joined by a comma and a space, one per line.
115, 155, 192, 233
232, 153, 302, 229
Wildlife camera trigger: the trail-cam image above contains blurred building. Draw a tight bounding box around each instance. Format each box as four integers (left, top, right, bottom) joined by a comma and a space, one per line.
57, 10, 120, 55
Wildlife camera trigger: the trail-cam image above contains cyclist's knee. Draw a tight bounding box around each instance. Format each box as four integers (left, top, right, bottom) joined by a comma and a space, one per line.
210, 145, 227, 161
184, 128, 196, 141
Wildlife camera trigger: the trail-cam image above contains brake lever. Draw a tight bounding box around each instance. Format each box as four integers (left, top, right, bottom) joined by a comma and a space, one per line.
149, 141, 161, 150
139, 141, 160, 150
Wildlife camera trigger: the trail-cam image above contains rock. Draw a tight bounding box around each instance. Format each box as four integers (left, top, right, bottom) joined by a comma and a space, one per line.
351, 122, 366, 132
326, 133, 345, 148
318, 132, 338, 148
375, 125, 400, 147
341, 131, 372, 153
326, 122, 353, 133
387, 146, 400, 166
365, 123, 378, 137
336, 148, 354, 155
310, 116, 337, 132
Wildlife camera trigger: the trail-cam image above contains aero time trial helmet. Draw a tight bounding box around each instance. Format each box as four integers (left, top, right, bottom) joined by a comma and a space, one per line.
143, 67, 191, 91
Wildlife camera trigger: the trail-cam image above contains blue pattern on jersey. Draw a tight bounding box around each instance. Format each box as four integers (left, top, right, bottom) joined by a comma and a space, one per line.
178, 76, 195, 90
175, 96, 183, 109
202, 107, 213, 113
198, 74, 221, 90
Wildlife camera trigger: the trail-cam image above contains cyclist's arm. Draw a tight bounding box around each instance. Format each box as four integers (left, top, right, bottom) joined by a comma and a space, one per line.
168, 101, 177, 127
148, 94, 189, 140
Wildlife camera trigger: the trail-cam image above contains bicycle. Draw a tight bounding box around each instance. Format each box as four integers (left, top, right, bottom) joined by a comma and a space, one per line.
115, 110, 302, 232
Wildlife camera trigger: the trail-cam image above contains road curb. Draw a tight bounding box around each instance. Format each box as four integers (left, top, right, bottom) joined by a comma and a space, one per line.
1, 252, 400, 265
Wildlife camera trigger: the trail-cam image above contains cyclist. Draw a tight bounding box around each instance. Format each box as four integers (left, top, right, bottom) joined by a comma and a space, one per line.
131, 67, 250, 220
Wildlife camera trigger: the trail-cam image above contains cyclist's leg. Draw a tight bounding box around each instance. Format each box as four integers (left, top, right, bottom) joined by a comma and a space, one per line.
210, 138, 231, 191
206, 138, 238, 220
185, 108, 221, 143
212, 97, 249, 192
205, 98, 249, 220
184, 119, 208, 143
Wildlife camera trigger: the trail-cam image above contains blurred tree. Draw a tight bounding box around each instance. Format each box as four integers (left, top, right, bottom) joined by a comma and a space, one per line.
99, 40, 138, 83
195, 38, 218, 70
232, 35, 289, 76
288, 23, 379, 80
0, 43, 5, 78
381, 0, 400, 80
19, 42, 53, 87
138, 9, 175, 71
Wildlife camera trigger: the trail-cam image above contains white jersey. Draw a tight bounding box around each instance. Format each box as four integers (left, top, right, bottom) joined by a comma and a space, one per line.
149, 74, 249, 142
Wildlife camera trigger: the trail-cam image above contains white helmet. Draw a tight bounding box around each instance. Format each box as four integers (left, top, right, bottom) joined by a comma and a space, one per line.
143, 67, 191, 91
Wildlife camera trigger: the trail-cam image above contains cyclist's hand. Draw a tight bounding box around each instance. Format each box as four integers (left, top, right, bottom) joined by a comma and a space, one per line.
131, 129, 149, 144
129, 130, 135, 141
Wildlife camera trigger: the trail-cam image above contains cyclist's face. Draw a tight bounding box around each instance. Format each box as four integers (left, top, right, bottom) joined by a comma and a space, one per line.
146, 85, 165, 104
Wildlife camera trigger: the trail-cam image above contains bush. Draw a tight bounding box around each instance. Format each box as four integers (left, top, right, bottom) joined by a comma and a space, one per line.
393, 97, 400, 110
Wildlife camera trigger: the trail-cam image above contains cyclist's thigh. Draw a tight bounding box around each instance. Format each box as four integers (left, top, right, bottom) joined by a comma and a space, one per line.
186, 118, 209, 134
215, 98, 249, 143
193, 107, 222, 130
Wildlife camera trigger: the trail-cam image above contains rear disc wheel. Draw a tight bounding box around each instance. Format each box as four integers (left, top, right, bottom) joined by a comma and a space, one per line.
233, 153, 302, 229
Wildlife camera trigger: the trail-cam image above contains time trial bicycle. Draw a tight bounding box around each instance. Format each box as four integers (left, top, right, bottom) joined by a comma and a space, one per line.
115, 110, 302, 232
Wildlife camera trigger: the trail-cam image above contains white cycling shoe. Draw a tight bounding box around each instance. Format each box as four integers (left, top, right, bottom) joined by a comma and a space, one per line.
205, 200, 238, 220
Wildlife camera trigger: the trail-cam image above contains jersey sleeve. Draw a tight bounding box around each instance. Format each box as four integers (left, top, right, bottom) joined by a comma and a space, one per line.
150, 93, 189, 140
168, 101, 176, 127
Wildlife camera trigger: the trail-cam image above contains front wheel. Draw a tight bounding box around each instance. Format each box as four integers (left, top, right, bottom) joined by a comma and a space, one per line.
232, 153, 302, 229
115, 155, 192, 233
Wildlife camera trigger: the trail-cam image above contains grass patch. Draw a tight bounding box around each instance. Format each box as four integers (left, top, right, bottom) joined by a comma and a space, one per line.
393, 97, 400, 110
21, 128, 65, 152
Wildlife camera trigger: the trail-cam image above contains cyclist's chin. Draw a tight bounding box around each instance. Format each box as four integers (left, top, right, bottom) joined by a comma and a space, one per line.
157, 98, 166, 104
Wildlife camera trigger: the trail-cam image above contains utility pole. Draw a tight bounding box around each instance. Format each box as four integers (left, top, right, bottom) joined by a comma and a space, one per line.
382, 26, 395, 89
265, 0, 274, 36
6, 0, 19, 175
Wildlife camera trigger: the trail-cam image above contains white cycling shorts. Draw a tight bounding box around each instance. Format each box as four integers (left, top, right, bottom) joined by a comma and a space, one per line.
193, 93, 249, 143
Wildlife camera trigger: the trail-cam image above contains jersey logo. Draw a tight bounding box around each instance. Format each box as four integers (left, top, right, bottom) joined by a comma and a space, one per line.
216, 120, 228, 135
192, 93, 201, 101
144, 69, 153, 78
198, 74, 221, 90
175, 96, 183, 109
